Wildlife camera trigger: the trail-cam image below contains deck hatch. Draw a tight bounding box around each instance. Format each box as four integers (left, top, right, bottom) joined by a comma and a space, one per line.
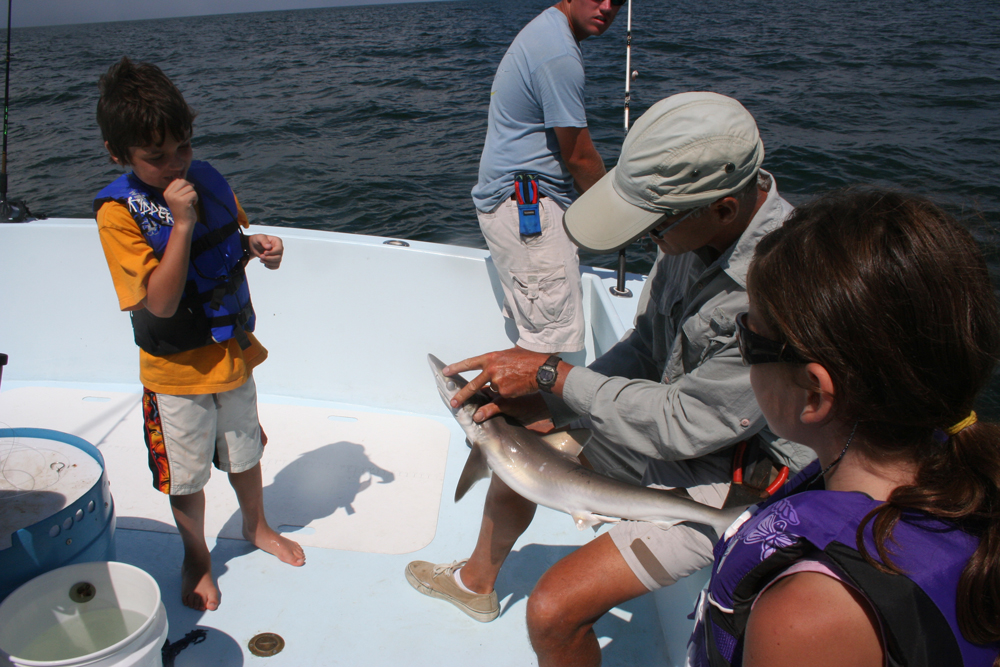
248, 632, 285, 657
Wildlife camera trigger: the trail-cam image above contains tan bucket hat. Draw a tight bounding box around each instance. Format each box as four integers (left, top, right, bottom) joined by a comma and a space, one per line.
564, 91, 764, 253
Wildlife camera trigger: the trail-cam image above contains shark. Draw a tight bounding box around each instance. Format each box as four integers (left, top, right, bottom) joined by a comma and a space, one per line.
428, 354, 748, 536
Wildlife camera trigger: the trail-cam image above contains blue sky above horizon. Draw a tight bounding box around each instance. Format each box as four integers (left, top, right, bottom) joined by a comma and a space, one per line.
11, 0, 452, 28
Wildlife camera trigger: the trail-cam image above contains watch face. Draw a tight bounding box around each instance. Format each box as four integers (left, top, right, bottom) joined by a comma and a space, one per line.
538, 368, 556, 385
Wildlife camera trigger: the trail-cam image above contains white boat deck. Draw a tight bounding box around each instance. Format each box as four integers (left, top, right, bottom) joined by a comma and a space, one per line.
0, 219, 703, 666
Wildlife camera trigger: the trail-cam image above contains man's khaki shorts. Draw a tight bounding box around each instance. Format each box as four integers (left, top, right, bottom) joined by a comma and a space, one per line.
477, 196, 585, 354
584, 437, 732, 591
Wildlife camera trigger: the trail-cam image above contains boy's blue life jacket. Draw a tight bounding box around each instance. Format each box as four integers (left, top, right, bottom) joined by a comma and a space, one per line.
689, 460, 998, 667
94, 160, 255, 356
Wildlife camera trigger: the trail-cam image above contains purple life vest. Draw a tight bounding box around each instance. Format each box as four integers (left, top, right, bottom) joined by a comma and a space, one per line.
689, 461, 999, 667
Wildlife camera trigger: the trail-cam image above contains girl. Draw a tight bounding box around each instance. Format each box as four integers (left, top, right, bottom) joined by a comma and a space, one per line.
690, 189, 1000, 667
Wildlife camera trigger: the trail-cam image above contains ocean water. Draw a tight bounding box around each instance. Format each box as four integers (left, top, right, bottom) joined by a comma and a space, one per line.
8, 0, 1000, 408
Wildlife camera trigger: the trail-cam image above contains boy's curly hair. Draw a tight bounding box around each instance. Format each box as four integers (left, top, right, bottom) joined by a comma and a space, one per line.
96, 56, 195, 165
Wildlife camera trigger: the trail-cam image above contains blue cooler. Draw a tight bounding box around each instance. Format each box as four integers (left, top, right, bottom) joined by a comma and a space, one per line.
0, 427, 116, 602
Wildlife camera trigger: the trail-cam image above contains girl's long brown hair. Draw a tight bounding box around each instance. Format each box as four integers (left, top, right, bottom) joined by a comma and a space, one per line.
748, 188, 1000, 652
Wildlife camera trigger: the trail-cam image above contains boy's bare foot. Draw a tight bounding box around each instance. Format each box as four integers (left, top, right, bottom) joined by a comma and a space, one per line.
181, 555, 220, 611
243, 524, 306, 566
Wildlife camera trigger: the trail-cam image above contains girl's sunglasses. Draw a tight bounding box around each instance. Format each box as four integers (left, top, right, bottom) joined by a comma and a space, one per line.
735, 312, 809, 365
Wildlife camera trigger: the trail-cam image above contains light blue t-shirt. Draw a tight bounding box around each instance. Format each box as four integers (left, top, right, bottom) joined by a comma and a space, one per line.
471, 7, 588, 213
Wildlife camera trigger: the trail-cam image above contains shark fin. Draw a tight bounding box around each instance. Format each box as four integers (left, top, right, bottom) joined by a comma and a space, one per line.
540, 428, 592, 458
588, 513, 623, 533
455, 442, 491, 502
571, 511, 614, 531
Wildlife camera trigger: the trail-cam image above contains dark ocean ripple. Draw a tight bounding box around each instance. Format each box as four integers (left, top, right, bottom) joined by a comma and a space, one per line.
8, 0, 1000, 411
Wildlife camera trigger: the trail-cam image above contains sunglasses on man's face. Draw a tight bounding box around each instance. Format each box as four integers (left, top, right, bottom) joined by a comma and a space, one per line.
609, 0, 627, 5
735, 312, 809, 366
648, 206, 703, 240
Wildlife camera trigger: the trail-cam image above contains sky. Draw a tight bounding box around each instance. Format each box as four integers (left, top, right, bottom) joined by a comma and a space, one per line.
11, 0, 447, 28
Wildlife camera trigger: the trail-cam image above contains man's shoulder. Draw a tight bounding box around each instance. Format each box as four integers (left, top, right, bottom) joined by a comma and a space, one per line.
510, 7, 580, 66
519, 7, 565, 37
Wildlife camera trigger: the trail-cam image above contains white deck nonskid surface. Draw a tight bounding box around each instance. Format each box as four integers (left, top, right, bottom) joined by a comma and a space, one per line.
1, 382, 668, 666
0, 387, 449, 554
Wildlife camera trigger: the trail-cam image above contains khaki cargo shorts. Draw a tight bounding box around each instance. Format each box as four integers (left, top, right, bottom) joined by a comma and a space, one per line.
477, 196, 585, 354
584, 437, 732, 591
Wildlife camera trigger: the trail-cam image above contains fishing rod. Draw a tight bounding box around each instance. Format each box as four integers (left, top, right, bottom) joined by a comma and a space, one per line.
610, 0, 635, 298
0, 0, 30, 223
623, 0, 633, 133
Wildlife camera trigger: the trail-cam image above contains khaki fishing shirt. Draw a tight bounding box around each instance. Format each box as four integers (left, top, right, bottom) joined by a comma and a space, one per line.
557, 171, 814, 471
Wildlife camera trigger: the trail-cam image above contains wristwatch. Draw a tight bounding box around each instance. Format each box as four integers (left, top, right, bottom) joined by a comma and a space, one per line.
536, 355, 562, 393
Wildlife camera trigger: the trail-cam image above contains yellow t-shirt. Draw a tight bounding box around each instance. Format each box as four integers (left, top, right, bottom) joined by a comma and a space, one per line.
95, 194, 267, 395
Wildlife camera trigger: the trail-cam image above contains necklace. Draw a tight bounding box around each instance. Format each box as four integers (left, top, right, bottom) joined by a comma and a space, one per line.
812, 421, 859, 486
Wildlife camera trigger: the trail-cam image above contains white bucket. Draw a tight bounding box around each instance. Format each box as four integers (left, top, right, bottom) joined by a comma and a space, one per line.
0, 562, 168, 667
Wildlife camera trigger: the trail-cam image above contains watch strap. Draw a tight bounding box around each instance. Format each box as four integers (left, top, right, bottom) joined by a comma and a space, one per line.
536, 354, 562, 393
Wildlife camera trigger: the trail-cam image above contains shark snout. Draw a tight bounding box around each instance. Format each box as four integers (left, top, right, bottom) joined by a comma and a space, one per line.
428, 353, 460, 404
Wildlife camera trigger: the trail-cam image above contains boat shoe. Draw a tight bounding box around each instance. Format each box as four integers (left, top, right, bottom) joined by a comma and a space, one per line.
405, 560, 500, 622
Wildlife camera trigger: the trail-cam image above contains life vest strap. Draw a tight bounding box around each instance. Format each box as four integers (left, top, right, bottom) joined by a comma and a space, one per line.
206, 301, 254, 330
207, 302, 255, 350
233, 325, 251, 350
189, 219, 240, 260
183, 269, 248, 309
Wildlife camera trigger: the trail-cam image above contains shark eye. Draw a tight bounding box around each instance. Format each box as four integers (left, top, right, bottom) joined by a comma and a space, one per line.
446, 381, 456, 391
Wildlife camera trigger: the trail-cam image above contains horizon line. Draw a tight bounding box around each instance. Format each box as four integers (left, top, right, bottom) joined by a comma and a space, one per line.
11, 0, 462, 29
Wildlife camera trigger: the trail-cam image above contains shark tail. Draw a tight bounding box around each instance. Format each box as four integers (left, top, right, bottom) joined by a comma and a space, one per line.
708, 505, 753, 540
647, 505, 752, 538
455, 441, 491, 502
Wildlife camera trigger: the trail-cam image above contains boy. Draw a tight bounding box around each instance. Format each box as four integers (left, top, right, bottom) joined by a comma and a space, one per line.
94, 57, 304, 612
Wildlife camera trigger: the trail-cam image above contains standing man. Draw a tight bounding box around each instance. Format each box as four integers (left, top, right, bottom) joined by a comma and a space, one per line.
407, 93, 815, 666
471, 0, 623, 356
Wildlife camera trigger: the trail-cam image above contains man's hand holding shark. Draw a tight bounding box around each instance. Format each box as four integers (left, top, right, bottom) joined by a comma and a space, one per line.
429, 353, 744, 534
443, 347, 567, 424
406, 94, 815, 667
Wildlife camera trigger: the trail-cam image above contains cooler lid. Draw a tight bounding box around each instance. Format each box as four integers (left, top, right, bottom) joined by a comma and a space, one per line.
0, 435, 104, 550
